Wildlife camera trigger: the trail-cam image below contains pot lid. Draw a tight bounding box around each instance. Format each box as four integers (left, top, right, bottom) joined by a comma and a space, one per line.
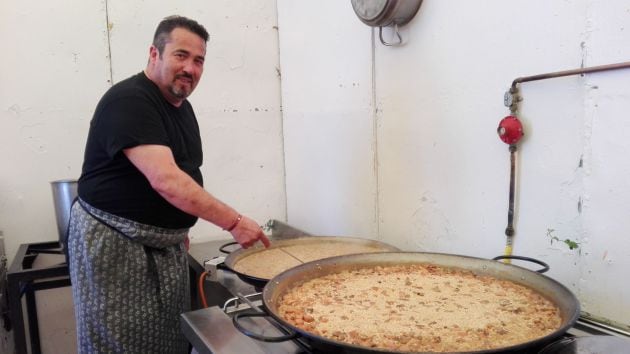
539, 335, 630, 353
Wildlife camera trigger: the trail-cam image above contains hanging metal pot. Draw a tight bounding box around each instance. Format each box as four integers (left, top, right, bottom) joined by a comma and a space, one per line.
351, 0, 423, 46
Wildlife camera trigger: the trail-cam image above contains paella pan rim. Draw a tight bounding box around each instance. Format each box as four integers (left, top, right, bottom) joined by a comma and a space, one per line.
221, 236, 401, 287
261, 251, 581, 354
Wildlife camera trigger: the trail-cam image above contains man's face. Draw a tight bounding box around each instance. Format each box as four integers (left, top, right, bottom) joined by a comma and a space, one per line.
148, 27, 206, 106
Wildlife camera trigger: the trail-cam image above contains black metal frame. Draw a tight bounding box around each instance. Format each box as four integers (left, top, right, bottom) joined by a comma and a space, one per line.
7, 241, 70, 354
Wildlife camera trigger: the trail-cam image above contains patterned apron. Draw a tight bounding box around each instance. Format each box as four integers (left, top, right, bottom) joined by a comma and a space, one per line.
68, 198, 190, 354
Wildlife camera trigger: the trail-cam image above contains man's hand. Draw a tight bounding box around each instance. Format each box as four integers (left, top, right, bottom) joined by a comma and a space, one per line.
229, 215, 271, 249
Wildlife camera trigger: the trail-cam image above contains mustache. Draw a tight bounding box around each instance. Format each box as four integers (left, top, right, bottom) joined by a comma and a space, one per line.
175, 73, 193, 80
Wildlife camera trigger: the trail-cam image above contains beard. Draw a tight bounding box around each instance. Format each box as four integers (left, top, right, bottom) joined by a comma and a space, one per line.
169, 84, 190, 99
169, 73, 195, 99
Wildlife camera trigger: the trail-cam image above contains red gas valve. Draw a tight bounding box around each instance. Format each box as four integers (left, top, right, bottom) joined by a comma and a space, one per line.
497, 115, 523, 145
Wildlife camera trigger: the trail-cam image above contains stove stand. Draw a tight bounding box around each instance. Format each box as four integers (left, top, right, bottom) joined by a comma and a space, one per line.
6, 241, 70, 354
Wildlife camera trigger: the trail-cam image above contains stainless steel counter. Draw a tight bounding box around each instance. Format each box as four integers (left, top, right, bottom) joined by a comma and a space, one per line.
182, 306, 305, 354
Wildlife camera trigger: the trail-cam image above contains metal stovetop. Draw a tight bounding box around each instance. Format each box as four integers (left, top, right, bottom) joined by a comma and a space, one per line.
182, 296, 307, 354
181, 220, 630, 354
181, 292, 630, 354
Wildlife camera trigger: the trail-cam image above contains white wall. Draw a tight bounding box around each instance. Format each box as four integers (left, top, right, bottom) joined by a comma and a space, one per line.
3, 1, 630, 352
278, 0, 630, 330
277, 1, 378, 238
0, 0, 111, 259
1, 1, 284, 352
0, 0, 285, 261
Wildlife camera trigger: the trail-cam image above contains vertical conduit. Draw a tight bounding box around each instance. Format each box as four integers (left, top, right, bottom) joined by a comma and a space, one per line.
104, 0, 114, 85
371, 27, 381, 239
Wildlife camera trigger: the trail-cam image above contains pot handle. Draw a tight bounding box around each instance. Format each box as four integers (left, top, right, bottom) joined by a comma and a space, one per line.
492, 255, 550, 273
379, 24, 403, 46
232, 312, 300, 342
219, 241, 240, 254
216, 262, 230, 271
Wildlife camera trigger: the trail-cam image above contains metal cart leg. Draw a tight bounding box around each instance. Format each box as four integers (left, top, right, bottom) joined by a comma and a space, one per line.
25, 284, 41, 354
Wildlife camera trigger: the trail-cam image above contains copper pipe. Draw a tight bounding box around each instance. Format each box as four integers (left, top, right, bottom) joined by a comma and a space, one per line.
511, 61, 630, 90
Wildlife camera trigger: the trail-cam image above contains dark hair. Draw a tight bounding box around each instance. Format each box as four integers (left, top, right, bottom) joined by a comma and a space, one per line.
152, 15, 209, 55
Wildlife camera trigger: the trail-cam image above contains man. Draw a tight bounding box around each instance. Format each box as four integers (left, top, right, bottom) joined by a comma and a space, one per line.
67, 15, 270, 353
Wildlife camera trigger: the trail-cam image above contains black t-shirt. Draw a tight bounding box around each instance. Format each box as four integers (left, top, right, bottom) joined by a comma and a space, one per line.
78, 72, 203, 229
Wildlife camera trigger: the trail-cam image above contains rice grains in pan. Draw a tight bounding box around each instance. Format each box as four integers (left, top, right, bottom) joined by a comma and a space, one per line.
277, 263, 562, 352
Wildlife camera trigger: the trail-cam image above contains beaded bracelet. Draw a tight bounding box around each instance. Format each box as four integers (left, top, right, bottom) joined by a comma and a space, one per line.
224, 214, 243, 232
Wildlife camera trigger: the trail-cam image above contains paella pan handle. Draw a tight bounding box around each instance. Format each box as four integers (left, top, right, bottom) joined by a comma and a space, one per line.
492, 255, 550, 273
232, 312, 300, 342
219, 241, 240, 254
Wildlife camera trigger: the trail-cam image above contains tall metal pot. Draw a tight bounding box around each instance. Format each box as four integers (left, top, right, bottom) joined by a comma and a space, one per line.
50, 179, 78, 253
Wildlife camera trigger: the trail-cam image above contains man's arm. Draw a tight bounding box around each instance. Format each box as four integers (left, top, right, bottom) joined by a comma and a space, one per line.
124, 144, 270, 248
